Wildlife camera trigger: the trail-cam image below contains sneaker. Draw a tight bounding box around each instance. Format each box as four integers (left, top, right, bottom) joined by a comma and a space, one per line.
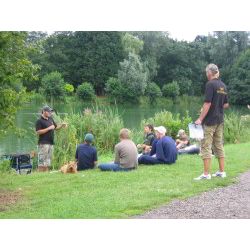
212, 171, 226, 178
194, 174, 211, 181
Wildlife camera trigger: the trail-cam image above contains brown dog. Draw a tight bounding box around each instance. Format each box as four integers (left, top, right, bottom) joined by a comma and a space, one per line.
60, 161, 77, 174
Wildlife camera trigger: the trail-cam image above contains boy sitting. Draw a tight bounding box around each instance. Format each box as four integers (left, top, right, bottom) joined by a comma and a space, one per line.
176, 129, 190, 150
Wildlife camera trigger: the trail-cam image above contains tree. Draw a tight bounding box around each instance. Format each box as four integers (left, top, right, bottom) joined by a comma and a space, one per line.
177, 77, 193, 96
134, 31, 170, 80
117, 53, 148, 103
105, 77, 122, 102
0, 31, 38, 136
24, 31, 48, 91
41, 71, 66, 104
156, 40, 206, 95
39, 32, 125, 95
229, 49, 250, 105
76, 82, 95, 101
162, 81, 180, 99
207, 31, 249, 83
145, 82, 162, 104
122, 33, 144, 55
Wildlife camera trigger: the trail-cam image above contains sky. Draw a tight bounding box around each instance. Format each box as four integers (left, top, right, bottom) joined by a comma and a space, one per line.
46, 31, 212, 42
169, 31, 211, 41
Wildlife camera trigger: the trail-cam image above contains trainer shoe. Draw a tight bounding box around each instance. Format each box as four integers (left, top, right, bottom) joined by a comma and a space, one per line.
194, 174, 211, 181
212, 171, 226, 178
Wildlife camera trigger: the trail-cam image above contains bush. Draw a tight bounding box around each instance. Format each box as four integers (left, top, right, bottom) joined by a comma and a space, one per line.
41, 71, 66, 103
145, 82, 162, 104
141, 110, 192, 138
105, 77, 122, 102
64, 83, 74, 95
162, 81, 180, 99
177, 78, 192, 96
0, 160, 11, 173
76, 82, 95, 101
29, 91, 46, 103
53, 107, 124, 169
224, 112, 250, 144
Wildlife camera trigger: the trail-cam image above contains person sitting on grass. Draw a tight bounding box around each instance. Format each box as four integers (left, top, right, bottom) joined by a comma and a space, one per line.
138, 126, 177, 165
75, 133, 98, 171
137, 124, 155, 154
98, 128, 138, 172
176, 129, 190, 150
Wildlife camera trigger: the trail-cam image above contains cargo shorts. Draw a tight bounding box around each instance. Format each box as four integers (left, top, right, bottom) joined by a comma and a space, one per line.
201, 123, 225, 159
38, 144, 54, 167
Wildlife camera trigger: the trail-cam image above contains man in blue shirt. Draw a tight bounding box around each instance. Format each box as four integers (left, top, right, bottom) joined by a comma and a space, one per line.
138, 126, 177, 165
75, 133, 98, 171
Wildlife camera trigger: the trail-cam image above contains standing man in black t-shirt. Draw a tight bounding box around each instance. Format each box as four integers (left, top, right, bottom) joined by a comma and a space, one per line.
194, 64, 229, 180
35, 106, 67, 172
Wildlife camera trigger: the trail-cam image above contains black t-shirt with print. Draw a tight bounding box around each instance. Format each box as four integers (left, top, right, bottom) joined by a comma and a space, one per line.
35, 116, 57, 145
203, 79, 228, 126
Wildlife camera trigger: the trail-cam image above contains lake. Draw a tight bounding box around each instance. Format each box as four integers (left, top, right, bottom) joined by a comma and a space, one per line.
0, 97, 247, 155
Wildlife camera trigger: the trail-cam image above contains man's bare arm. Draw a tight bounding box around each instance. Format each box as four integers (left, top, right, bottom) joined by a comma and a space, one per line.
195, 102, 211, 124
36, 125, 55, 135
223, 103, 229, 109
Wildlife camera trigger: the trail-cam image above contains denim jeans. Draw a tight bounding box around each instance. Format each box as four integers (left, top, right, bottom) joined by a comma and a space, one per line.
138, 155, 164, 165
98, 163, 135, 172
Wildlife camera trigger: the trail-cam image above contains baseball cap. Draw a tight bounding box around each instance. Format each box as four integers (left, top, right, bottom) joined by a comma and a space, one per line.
42, 105, 54, 112
177, 129, 185, 137
206, 63, 219, 74
154, 126, 167, 135
84, 133, 94, 143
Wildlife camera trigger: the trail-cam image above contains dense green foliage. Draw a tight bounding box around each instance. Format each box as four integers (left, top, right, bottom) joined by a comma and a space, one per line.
145, 82, 162, 104
0, 160, 11, 173
224, 113, 250, 144
105, 77, 123, 102
27, 31, 125, 95
142, 110, 192, 138
41, 71, 66, 104
22, 31, 250, 105
162, 81, 180, 99
64, 83, 74, 95
0, 32, 38, 136
76, 82, 95, 101
1, 142, 250, 218
228, 49, 250, 105
117, 52, 148, 103
52, 107, 124, 169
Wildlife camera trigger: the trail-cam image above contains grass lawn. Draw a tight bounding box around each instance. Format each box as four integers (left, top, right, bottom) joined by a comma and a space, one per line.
0, 142, 250, 219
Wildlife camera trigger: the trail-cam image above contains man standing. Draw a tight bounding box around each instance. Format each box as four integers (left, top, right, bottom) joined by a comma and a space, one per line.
138, 126, 177, 165
194, 64, 229, 180
98, 128, 138, 171
75, 133, 98, 171
35, 105, 67, 172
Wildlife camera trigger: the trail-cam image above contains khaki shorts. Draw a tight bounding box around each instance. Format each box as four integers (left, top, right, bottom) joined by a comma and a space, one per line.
38, 144, 53, 167
201, 123, 225, 159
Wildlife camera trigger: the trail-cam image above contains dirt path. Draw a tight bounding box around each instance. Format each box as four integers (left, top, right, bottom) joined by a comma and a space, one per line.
136, 170, 250, 219
0, 189, 21, 212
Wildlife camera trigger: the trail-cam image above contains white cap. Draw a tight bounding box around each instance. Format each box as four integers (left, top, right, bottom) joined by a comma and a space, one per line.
177, 129, 185, 137
154, 126, 166, 135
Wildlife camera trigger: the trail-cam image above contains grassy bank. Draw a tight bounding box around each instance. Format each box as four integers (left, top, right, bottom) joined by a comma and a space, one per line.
0, 142, 250, 219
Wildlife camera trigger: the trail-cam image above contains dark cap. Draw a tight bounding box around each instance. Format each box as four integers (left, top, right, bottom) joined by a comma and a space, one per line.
84, 133, 94, 143
42, 105, 54, 112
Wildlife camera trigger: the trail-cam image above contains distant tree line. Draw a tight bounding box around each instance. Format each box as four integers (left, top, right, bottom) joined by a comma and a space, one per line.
25, 31, 250, 104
